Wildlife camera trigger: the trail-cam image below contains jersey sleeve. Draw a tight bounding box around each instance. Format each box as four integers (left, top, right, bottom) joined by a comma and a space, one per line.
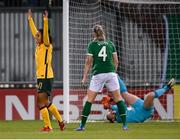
109, 40, 117, 53
28, 17, 38, 38
43, 17, 50, 46
87, 42, 93, 56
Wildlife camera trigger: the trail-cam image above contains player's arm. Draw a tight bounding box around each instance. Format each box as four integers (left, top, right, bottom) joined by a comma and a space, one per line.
111, 41, 118, 71
27, 9, 38, 38
112, 52, 118, 71
81, 55, 93, 85
43, 10, 50, 46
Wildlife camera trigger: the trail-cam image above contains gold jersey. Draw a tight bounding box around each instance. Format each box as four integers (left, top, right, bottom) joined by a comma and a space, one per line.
28, 17, 54, 79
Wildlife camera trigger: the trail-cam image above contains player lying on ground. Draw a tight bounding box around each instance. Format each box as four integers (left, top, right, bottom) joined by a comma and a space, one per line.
101, 76, 176, 123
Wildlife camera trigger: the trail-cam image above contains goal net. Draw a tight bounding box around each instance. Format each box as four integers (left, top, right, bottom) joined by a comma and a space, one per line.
65, 0, 180, 121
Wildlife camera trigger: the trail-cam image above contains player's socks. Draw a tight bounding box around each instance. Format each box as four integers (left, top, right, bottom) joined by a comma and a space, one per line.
116, 100, 127, 127
80, 101, 92, 127
40, 107, 52, 129
47, 103, 65, 131
154, 87, 169, 98
47, 103, 63, 122
154, 78, 176, 98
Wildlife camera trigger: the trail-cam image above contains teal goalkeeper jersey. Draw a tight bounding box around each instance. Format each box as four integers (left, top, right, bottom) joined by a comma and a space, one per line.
87, 40, 117, 75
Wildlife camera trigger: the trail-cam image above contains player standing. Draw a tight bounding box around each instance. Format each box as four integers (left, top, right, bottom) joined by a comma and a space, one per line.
75, 24, 127, 131
27, 9, 65, 132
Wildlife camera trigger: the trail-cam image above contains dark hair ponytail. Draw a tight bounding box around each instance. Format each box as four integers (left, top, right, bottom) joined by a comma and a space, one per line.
38, 29, 52, 44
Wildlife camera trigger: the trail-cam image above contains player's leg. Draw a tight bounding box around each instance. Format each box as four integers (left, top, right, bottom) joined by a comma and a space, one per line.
107, 73, 127, 130
117, 76, 128, 94
121, 93, 139, 105
76, 74, 104, 131
144, 78, 176, 109
111, 90, 127, 130
117, 75, 139, 105
37, 79, 52, 132
47, 102, 65, 131
143, 92, 154, 109
154, 78, 176, 98
45, 79, 65, 131
75, 90, 97, 131
37, 92, 52, 132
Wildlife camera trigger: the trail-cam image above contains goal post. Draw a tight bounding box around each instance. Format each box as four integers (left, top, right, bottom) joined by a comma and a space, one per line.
63, 0, 70, 123
63, 0, 180, 122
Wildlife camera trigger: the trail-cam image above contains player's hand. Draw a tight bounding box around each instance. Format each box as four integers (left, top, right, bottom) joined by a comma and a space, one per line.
27, 9, 32, 19
101, 96, 111, 109
43, 10, 48, 18
81, 77, 87, 88
103, 103, 110, 109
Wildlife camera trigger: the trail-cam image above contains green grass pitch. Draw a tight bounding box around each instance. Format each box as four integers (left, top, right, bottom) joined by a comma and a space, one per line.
0, 120, 180, 139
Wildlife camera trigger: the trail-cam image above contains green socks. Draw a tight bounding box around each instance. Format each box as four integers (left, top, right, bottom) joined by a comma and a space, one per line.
116, 100, 127, 126
80, 100, 126, 127
81, 101, 92, 127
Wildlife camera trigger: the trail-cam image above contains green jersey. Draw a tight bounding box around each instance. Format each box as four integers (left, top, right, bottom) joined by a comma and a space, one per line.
87, 40, 117, 75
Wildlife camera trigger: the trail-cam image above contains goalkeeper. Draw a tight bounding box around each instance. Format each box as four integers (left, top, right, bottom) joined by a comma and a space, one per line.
102, 76, 175, 123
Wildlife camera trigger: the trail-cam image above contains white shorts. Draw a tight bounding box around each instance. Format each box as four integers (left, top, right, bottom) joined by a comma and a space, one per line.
89, 72, 120, 92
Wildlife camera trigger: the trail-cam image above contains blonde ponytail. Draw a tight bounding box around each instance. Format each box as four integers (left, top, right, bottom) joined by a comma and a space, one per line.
93, 24, 106, 41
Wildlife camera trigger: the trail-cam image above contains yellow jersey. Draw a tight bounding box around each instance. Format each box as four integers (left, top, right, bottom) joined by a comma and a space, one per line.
28, 17, 54, 79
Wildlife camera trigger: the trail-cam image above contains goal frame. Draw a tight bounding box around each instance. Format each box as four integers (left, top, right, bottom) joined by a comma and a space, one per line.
63, 0, 180, 123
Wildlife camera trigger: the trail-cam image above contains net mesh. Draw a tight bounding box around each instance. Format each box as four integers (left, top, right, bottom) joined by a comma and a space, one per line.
68, 0, 180, 121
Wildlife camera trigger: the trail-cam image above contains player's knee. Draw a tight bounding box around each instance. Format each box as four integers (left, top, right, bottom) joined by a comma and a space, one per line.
87, 90, 97, 103
146, 92, 155, 98
46, 101, 52, 108
38, 103, 46, 109
38, 101, 50, 109
37, 93, 49, 107
112, 94, 123, 103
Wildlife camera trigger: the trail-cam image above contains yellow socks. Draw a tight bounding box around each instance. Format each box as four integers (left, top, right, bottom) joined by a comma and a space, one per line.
40, 107, 52, 129
48, 104, 63, 122
39, 103, 63, 130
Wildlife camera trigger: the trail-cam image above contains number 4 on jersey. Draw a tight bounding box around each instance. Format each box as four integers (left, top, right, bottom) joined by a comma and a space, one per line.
98, 46, 107, 61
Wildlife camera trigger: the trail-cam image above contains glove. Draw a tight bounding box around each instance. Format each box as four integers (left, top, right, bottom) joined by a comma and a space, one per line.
101, 96, 111, 109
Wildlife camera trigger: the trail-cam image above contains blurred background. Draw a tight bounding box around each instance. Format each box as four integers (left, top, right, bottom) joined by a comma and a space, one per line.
0, 0, 63, 89
0, 0, 62, 7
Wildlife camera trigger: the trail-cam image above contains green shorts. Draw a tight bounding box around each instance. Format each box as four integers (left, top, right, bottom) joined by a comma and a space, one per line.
37, 78, 54, 95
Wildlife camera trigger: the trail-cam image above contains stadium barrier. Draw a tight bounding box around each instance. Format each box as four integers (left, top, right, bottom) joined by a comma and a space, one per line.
0, 88, 174, 120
